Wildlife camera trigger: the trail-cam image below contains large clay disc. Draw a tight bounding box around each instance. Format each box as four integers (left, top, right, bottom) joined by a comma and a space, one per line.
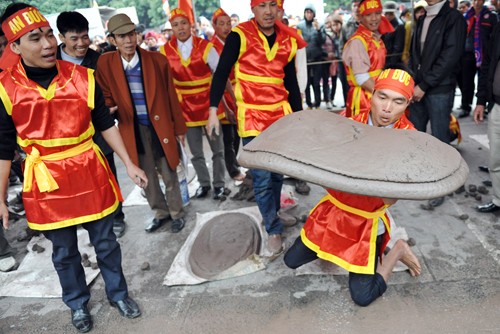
238, 110, 469, 200
189, 212, 262, 279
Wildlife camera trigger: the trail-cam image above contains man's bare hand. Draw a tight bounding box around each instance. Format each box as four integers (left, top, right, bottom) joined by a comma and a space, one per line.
126, 164, 148, 189
109, 106, 118, 114
413, 85, 425, 103
473, 105, 485, 124
205, 107, 221, 140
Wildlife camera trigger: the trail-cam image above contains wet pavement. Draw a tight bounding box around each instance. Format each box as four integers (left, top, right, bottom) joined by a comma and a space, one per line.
1, 103, 500, 333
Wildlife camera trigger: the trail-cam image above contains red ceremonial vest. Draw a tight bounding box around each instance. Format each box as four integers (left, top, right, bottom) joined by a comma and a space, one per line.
344, 24, 386, 117
161, 36, 224, 127
0, 61, 121, 230
211, 35, 237, 125
300, 114, 415, 274
233, 19, 298, 137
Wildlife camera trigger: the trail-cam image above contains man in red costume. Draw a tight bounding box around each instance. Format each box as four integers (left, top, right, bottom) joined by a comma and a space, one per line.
284, 68, 421, 307
0, 4, 147, 332
342, 0, 394, 117
161, 8, 228, 200
211, 8, 245, 183
208, 0, 304, 255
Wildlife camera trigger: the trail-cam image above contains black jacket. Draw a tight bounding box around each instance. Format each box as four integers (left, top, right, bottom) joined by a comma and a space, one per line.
409, 1, 467, 94
56, 44, 101, 70
382, 18, 406, 66
297, 19, 326, 62
464, 6, 497, 59
476, 22, 500, 106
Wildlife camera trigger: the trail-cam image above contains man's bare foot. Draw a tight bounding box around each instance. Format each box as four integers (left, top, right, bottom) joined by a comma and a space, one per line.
395, 239, 421, 277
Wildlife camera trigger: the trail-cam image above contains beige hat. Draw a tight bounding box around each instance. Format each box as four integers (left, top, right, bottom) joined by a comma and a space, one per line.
414, 0, 428, 9
107, 13, 136, 35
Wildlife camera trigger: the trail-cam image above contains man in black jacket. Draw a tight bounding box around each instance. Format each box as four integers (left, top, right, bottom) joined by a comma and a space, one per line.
56, 11, 127, 238
381, 1, 406, 66
474, 22, 500, 213
409, 0, 466, 208
456, 0, 497, 118
297, 3, 326, 109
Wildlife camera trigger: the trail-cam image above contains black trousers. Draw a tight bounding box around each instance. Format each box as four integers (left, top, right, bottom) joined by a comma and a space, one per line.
305, 63, 322, 108
284, 234, 387, 306
43, 212, 128, 310
458, 52, 478, 112
221, 123, 241, 178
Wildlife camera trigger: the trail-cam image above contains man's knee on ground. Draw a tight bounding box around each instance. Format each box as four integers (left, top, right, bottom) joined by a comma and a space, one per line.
283, 250, 301, 269
349, 272, 387, 307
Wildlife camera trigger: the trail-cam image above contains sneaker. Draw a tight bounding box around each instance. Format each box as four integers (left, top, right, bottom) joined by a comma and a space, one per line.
268, 234, 283, 255
0, 256, 16, 272
325, 101, 333, 110
295, 180, 311, 195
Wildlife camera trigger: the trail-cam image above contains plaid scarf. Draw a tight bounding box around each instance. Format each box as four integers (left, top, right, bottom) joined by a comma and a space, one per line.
465, 6, 488, 67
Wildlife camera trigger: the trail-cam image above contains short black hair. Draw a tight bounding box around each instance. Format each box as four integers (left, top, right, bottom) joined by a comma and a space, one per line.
56, 11, 89, 36
0, 3, 32, 44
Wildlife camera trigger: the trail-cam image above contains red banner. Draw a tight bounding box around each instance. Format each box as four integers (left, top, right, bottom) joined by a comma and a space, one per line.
178, 0, 195, 24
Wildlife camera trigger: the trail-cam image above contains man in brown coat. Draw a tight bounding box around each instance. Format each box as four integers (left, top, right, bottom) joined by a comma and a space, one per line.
96, 14, 187, 233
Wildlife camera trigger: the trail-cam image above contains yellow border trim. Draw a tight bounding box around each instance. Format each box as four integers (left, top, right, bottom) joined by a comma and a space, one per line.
17, 123, 95, 148
87, 68, 95, 110
0, 82, 13, 115
174, 77, 211, 87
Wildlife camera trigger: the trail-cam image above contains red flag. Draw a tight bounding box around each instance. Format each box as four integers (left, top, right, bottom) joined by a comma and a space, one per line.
178, 0, 195, 24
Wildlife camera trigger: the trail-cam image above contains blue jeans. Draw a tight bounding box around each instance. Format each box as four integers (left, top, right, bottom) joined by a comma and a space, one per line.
409, 91, 454, 144
242, 137, 284, 235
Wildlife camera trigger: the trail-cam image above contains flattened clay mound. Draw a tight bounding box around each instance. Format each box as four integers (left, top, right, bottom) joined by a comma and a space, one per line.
189, 212, 262, 279
238, 110, 469, 200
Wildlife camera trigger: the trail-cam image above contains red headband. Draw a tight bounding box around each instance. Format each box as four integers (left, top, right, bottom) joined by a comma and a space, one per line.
358, 0, 383, 15
0, 7, 50, 71
251, 0, 268, 8
169, 8, 190, 23
277, 0, 284, 10
374, 69, 415, 100
212, 7, 230, 25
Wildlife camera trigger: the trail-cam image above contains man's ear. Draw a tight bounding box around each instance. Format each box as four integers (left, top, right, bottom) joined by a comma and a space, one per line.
10, 42, 20, 55
108, 36, 117, 46
58, 33, 65, 43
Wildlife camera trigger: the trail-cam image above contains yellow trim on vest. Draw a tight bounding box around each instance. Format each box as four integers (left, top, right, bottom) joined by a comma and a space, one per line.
300, 193, 390, 274
234, 27, 247, 57
186, 112, 224, 127
160, 44, 167, 56
87, 68, 95, 110
0, 82, 13, 116
37, 81, 56, 100
203, 42, 213, 63
17, 123, 95, 148
176, 86, 210, 95
236, 102, 292, 137
239, 100, 289, 111
237, 71, 283, 85
347, 69, 382, 87
173, 76, 212, 87
23, 139, 96, 193
288, 38, 298, 63
28, 200, 119, 231
257, 28, 279, 61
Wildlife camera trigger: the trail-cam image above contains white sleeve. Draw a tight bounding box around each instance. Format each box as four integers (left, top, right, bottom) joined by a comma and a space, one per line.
295, 48, 307, 94
207, 46, 220, 73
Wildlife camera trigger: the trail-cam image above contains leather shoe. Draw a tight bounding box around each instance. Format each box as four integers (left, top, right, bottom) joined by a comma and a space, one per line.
145, 216, 170, 233
478, 165, 490, 173
109, 297, 141, 319
457, 109, 470, 118
213, 186, 226, 200
195, 186, 211, 198
171, 217, 185, 233
476, 202, 500, 213
71, 306, 92, 333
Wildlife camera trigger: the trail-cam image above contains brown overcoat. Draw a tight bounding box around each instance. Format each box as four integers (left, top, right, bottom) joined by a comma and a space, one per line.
96, 48, 187, 170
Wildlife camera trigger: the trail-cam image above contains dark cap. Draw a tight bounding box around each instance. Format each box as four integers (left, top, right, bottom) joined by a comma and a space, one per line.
107, 13, 135, 35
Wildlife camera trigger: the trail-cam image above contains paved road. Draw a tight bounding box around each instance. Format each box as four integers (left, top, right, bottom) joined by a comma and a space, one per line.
1, 108, 500, 334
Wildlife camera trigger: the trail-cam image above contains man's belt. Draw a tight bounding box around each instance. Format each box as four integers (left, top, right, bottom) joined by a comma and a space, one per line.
23, 140, 95, 193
